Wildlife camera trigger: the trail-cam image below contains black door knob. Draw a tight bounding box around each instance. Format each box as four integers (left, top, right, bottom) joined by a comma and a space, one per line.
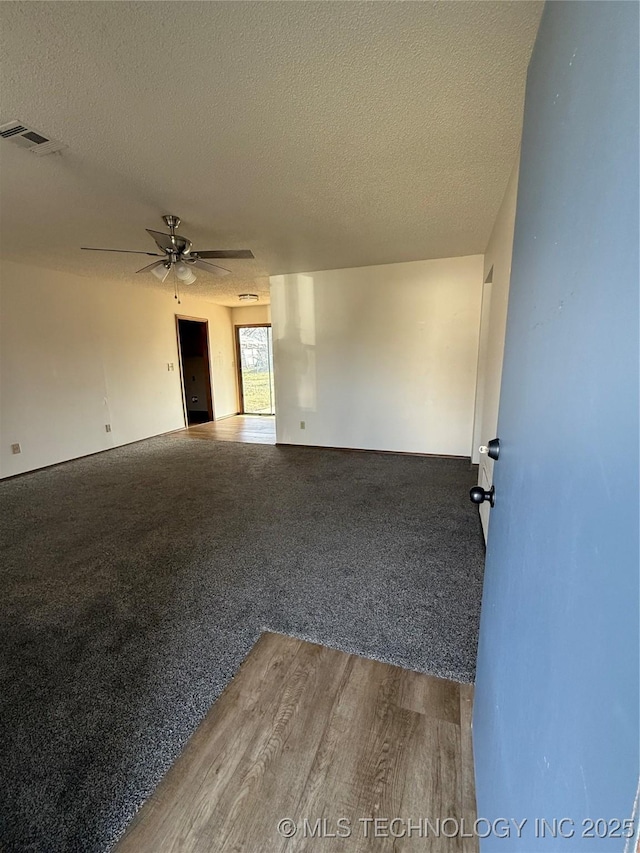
479, 438, 500, 461
487, 438, 500, 461
470, 485, 495, 507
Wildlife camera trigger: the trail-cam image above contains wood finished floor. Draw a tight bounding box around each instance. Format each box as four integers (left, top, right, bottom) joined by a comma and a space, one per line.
173, 415, 276, 445
115, 633, 478, 853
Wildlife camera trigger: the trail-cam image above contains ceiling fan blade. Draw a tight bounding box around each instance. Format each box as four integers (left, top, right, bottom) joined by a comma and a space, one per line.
192, 259, 231, 277
136, 260, 168, 274
193, 249, 254, 260
81, 247, 163, 256
145, 229, 177, 253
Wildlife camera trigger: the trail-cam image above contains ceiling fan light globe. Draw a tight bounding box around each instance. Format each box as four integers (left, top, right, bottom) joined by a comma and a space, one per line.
151, 263, 170, 283
175, 262, 197, 285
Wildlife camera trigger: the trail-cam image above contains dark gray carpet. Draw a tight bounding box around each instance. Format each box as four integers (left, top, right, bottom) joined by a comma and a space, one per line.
0, 436, 484, 852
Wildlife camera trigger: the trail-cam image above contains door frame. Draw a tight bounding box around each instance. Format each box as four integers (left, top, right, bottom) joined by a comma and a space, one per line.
234, 323, 273, 415
473, 266, 495, 541
176, 315, 215, 426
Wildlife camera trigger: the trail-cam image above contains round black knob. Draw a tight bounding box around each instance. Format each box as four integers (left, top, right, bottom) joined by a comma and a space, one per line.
487, 438, 500, 461
469, 485, 495, 507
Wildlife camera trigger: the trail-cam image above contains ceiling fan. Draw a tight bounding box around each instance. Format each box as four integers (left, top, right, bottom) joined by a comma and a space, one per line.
81, 215, 254, 285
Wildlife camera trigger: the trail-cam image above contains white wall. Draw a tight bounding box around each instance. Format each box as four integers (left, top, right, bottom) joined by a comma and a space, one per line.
0, 259, 237, 477
270, 255, 483, 456
231, 305, 271, 326
471, 155, 520, 537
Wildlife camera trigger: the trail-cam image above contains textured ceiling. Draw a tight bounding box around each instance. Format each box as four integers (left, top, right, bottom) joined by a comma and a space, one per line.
0, 1, 542, 306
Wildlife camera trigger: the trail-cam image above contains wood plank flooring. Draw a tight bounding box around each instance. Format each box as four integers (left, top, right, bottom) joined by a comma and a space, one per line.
115, 634, 478, 853
173, 415, 276, 445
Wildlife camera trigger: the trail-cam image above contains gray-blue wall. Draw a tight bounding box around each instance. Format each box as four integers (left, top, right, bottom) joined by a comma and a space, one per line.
473, 2, 639, 849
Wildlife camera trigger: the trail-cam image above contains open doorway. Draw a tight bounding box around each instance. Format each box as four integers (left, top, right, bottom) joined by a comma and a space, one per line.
235, 324, 275, 415
176, 316, 214, 425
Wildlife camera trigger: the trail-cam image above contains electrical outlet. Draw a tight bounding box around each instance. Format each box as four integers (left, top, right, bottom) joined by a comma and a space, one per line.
300, 421, 306, 430
11, 443, 21, 455
105, 424, 112, 433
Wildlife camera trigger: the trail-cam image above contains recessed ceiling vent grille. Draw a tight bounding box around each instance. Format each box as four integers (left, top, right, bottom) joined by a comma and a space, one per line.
0, 120, 66, 156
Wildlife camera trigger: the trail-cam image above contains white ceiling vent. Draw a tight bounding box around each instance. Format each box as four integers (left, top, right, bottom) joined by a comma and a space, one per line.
0, 120, 66, 156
